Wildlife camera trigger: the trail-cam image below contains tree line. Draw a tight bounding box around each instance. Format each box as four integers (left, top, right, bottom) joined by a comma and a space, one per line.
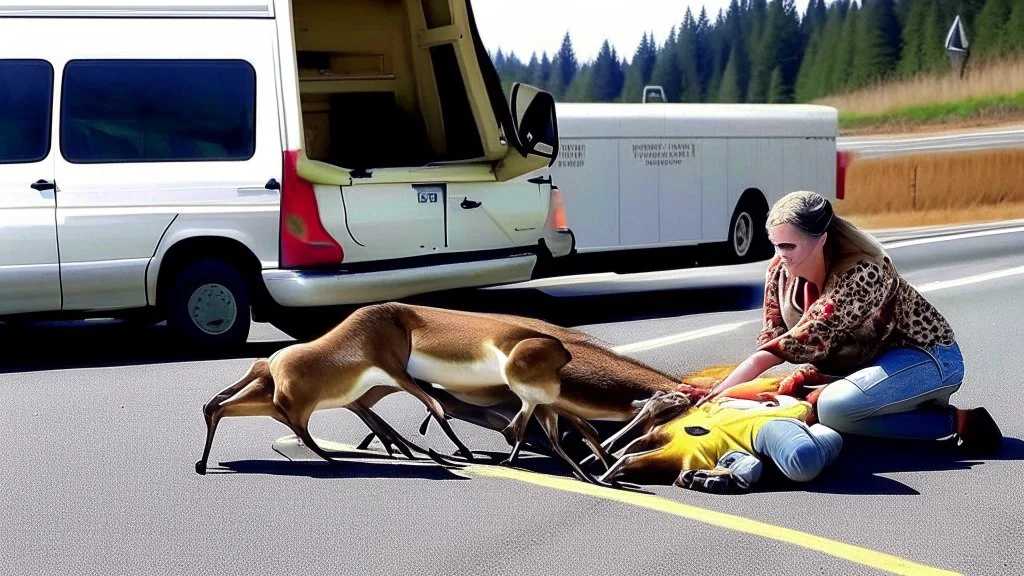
491, 0, 1024, 104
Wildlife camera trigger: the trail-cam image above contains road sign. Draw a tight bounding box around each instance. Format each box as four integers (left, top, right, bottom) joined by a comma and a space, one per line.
945, 15, 970, 79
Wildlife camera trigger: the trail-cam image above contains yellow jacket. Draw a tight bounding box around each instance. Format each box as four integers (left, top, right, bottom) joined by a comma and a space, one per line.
660, 397, 813, 471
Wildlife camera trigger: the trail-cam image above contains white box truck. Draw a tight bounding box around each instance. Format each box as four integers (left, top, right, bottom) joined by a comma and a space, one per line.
546, 102, 849, 270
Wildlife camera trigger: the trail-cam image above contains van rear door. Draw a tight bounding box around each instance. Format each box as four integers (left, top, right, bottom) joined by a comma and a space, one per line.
0, 52, 62, 314
338, 178, 447, 263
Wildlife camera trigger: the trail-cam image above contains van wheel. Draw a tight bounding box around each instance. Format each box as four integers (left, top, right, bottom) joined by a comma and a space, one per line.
166, 258, 251, 349
728, 202, 768, 262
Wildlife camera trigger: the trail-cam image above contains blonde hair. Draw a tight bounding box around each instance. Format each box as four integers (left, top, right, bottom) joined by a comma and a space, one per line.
767, 190, 889, 269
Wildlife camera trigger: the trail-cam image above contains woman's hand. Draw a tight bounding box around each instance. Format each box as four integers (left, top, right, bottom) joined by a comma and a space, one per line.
699, 350, 783, 405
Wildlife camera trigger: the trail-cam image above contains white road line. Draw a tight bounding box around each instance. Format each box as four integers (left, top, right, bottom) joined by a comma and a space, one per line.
916, 264, 1024, 293
883, 225, 1024, 249
609, 265, 1024, 354
611, 319, 758, 354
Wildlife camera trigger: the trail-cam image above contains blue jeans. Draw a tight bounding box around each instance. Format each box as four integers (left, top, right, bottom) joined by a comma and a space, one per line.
751, 419, 843, 483
816, 342, 965, 440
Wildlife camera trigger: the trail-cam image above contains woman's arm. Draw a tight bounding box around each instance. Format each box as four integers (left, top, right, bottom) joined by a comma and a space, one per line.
705, 350, 784, 399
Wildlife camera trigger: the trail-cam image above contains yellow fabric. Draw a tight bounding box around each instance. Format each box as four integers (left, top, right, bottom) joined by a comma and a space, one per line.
658, 398, 813, 471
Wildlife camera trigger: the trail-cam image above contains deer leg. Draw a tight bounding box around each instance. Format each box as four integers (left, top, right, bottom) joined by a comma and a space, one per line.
348, 401, 444, 461
390, 369, 476, 462
196, 373, 283, 475
578, 397, 661, 468
500, 336, 573, 467
500, 401, 537, 467
557, 410, 616, 471
598, 446, 662, 485
534, 405, 609, 484
344, 402, 403, 459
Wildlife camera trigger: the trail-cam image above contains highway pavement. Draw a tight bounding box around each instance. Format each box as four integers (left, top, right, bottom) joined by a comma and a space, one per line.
1, 222, 1022, 576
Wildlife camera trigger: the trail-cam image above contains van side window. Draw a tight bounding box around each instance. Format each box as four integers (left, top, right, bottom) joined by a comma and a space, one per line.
0, 59, 53, 164
60, 59, 256, 164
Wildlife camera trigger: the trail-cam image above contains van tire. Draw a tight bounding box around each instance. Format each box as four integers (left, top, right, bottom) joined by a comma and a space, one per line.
728, 201, 769, 262
165, 258, 251, 350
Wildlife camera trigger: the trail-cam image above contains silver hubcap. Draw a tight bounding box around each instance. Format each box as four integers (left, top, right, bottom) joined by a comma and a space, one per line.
187, 283, 237, 336
733, 212, 753, 256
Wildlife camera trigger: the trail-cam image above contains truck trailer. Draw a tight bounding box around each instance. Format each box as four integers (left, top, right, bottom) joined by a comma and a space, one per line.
546, 102, 849, 270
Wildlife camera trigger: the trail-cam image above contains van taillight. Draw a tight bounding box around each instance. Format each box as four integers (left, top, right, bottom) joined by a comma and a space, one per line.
550, 186, 568, 230
280, 150, 343, 268
836, 150, 851, 200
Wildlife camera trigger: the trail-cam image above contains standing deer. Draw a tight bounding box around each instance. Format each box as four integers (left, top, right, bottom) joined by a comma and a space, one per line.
350, 313, 737, 471
196, 302, 631, 483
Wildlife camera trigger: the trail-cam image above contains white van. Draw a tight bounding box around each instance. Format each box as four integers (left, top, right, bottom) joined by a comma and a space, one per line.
546, 102, 845, 268
0, 0, 573, 347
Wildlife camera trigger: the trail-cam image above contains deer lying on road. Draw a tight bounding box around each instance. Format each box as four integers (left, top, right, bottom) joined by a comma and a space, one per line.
595, 374, 830, 490
196, 302, 664, 482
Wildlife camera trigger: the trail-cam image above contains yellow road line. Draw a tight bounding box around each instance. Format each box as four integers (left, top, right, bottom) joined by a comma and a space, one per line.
462, 465, 961, 576
274, 436, 960, 576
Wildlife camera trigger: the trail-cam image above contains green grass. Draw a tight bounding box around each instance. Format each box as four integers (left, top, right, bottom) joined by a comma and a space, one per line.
838, 91, 1024, 131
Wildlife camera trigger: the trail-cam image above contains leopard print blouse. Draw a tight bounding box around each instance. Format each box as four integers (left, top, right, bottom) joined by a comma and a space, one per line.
755, 254, 956, 379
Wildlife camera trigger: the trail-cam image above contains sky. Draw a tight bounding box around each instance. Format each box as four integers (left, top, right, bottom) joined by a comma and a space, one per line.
472, 0, 814, 64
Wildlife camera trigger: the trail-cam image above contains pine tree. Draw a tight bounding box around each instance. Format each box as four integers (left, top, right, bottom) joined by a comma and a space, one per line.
724, 0, 750, 101
852, 0, 902, 87
706, 8, 730, 101
1007, 0, 1024, 54
591, 40, 625, 102
620, 33, 657, 102
767, 65, 787, 102
532, 52, 552, 90
833, 2, 860, 93
650, 26, 682, 101
718, 45, 743, 102
794, 30, 820, 101
897, 0, 925, 77
974, 0, 1013, 60
564, 63, 593, 102
745, 0, 769, 93
919, 0, 948, 74
694, 7, 714, 101
676, 10, 701, 102
549, 32, 578, 100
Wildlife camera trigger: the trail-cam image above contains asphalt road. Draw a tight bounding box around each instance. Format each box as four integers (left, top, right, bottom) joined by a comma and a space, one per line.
1, 223, 1022, 576
838, 124, 1024, 157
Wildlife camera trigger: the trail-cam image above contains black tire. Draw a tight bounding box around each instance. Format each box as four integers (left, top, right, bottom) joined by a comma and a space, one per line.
165, 258, 251, 350
728, 201, 769, 263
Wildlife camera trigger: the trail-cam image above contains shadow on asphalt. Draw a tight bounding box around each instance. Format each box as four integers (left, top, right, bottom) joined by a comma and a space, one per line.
0, 284, 763, 374
769, 436, 1024, 496
0, 321, 286, 374
213, 458, 472, 481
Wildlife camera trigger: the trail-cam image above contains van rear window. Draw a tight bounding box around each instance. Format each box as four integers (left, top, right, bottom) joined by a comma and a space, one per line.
60, 59, 256, 164
0, 60, 53, 164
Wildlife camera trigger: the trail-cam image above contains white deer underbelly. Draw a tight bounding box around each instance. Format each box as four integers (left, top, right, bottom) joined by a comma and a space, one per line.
316, 367, 399, 411
407, 346, 508, 393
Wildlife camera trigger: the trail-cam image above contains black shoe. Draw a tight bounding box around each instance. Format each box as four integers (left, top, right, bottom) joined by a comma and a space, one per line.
957, 407, 1003, 456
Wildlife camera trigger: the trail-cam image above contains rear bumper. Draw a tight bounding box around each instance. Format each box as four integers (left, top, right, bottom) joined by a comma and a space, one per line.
262, 254, 538, 308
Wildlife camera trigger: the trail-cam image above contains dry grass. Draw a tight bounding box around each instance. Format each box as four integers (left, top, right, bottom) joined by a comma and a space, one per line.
836, 147, 1024, 226
815, 55, 1024, 116
840, 202, 1024, 229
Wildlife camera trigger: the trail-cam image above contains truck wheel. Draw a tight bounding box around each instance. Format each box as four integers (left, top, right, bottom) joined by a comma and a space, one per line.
728, 203, 768, 262
166, 258, 251, 349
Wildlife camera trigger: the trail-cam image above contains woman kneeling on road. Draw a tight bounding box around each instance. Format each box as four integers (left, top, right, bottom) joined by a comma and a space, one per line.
704, 190, 1002, 455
